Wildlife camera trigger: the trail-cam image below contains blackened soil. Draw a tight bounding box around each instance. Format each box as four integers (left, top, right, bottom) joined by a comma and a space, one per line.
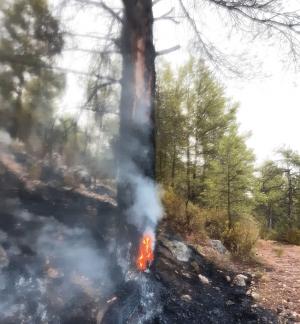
102, 230, 279, 324
152, 231, 278, 324
0, 154, 279, 324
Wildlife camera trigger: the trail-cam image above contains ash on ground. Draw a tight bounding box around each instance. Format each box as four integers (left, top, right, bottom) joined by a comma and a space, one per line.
0, 147, 281, 323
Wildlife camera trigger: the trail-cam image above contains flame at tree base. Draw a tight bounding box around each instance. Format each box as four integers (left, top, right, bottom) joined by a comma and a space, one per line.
136, 233, 154, 271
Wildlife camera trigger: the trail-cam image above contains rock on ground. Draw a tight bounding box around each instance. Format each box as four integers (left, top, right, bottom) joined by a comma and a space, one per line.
210, 239, 229, 255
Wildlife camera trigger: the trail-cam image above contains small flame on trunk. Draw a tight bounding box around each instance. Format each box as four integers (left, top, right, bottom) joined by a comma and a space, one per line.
136, 233, 154, 271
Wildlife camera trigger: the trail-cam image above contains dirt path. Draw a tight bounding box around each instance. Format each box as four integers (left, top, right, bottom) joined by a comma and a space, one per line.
240, 240, 300, 321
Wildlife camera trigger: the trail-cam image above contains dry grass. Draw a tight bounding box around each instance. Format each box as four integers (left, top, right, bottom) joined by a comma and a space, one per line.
273, 246, 284, 258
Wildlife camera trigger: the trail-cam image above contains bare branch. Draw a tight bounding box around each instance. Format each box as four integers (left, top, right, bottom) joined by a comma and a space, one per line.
156, 45, 181, 56
0, 51, 121, 82
155, 7, 174, 19
85, 81, 117, 106
155, 17, 180, 24
74, 0, 123, 23
153, 0, 163, 6
207, 0, 300, 33
63, 31, 118, 42
63, 48, 120, 55
154, 7, 180, 24
178, 0, 300, 73
178, 0, 218, 62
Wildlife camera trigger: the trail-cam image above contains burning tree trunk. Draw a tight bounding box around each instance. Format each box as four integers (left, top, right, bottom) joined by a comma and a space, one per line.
117, 0, 156, 214
116, 0, 159, 268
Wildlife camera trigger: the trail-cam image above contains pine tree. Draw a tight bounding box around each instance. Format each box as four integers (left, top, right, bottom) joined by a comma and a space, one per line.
256, 161, 285, 230
203, 126, 255, 228
0, 0, 64, 142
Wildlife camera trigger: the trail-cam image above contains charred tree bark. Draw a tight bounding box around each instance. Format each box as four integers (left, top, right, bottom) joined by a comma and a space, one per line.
117, 1, 156, 230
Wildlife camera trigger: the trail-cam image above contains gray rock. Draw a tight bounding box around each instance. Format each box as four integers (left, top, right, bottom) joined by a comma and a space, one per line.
232, 274, 248, 287
210, 240, 228, 254
163, 240, 191, 262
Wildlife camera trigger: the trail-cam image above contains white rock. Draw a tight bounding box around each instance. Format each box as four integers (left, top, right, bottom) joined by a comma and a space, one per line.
232, 274, 248, 287
181, 294, 192, 302
251, 292, 260, 301
198, 274, 210, 285
226, 300, 235, 306
226, 275, 231, 283
182, 271, 192, 279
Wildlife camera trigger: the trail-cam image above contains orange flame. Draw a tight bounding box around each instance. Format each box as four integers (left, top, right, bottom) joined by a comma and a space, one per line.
136, 233, 154, 271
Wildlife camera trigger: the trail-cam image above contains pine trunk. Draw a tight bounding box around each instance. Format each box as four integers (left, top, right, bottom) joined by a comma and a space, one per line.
117, 0, 156, 220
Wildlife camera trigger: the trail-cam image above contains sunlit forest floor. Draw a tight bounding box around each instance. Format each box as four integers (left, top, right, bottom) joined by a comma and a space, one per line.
235, 240, 300, 319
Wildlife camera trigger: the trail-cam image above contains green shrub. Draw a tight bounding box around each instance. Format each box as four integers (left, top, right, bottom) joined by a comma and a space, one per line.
223, 215, 260, 258
162, 188, 260, 256
162, 188, 206, 240
263, 229, 278, 241
277, 227, 300, 245
162, 188, 186, 228
204, 209, 228, 240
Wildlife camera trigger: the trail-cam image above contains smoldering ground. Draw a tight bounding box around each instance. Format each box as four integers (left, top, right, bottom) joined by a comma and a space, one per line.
0, 199, 115, 322
0, 130, 163, 323
0, 135, 115, 322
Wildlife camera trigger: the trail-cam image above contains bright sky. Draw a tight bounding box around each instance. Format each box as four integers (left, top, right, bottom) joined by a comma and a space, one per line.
154, 0, 300, 165
53, 0, 300, 166
226, 72, 300, 165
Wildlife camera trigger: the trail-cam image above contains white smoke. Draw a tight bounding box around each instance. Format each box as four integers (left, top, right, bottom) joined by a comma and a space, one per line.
0, 200, 115, 322
0, 129, 12, 145
126, 174, 163, 231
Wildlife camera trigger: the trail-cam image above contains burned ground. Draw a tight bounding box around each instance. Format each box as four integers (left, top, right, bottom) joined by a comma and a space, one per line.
0, 148, 281, 323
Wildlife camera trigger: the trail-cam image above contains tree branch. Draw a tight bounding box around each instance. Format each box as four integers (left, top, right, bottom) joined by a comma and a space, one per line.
74, 0, 123, 23
63, 48, 120, 55
0, 51, 121, 82
63, 31, 118, 42
156, 45, 181, 56
153, 0, 163, 6
207, 0, 300, 33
